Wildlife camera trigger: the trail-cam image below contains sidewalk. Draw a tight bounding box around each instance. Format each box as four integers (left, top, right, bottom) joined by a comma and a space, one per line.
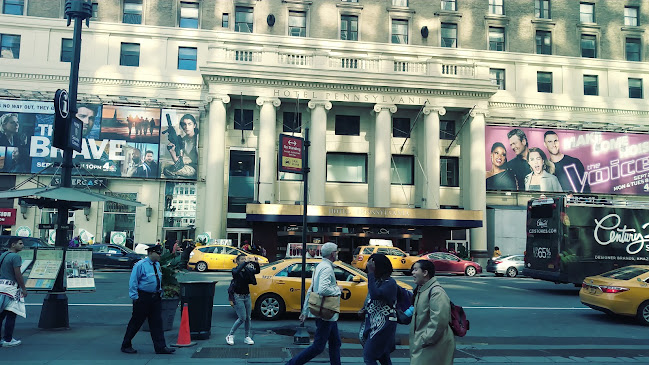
1, 318, 648, 365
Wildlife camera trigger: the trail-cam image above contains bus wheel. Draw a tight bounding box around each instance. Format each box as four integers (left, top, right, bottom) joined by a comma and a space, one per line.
637, 301, 649, 326
465, 266, 477, 277
506, 267, 518, 278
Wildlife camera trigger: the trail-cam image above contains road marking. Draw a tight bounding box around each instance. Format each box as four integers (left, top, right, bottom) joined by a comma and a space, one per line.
25, 303, 233, 307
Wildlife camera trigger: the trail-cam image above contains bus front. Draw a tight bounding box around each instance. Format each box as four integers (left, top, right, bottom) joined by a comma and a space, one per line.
523, 197, 564, 283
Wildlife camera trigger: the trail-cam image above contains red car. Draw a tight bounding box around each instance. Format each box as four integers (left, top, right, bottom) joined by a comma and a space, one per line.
421, 252, 482, 276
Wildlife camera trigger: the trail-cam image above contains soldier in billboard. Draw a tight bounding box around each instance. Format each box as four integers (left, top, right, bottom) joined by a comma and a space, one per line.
130, 150, 158, 178
163, 114, 198, 178
505, 128, 532, 190
543, 131, 590, 193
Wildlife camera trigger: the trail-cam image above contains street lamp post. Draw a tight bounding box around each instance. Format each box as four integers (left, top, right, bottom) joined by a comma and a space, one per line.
38, 0, 92, 330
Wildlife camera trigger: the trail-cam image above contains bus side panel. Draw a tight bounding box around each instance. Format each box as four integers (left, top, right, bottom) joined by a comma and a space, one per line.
525, 202, 562, 280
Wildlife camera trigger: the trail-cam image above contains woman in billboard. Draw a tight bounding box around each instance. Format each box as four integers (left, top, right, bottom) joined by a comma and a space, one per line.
524, 147, 562, 192
163, 114, 198, 178
486, 142, 518, 191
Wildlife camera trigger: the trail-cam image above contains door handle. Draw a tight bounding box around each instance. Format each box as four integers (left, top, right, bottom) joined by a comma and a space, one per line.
277, 280, 285, 284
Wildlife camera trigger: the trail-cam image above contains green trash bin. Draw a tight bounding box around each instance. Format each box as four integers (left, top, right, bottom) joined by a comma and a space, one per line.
179, 280, 217, 340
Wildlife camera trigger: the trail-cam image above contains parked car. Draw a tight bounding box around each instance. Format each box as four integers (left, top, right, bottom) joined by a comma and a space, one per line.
420, 252, 483, 276
487, 255, 525, 277
90, 244, 144, 269
580, 265, 649, 325
251, 258, 413, 320
188, 244, 268, 272
0, 236, 53, 251
351, 245, 419, 274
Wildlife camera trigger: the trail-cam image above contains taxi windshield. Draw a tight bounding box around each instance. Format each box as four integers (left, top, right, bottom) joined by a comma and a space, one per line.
337, 261, 367, 278
261, 259, 286, 269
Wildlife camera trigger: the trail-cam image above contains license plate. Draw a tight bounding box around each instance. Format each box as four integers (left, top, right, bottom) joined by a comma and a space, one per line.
588, 286, 597, 294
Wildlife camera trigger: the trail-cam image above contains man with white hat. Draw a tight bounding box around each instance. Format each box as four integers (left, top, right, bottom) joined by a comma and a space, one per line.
286, 242, 341, 365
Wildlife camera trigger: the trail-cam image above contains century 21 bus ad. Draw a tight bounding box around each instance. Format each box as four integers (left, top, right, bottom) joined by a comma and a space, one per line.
0, 100, 199, 181
485, 125, 649, 196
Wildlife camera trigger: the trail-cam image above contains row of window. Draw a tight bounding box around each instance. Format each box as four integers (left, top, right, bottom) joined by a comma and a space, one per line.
489, 68, 645, 99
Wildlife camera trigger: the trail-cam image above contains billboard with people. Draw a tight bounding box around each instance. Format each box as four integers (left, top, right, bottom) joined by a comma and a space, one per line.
486, 125, 649, 195
0, 100, 198, 180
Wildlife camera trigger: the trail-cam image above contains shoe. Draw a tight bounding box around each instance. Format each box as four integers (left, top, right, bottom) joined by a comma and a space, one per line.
2, 339, 21, 347
121, 346, 137, 354
225, 335, 234, 346
244, 337, 254, 345
155, 347, 176, 354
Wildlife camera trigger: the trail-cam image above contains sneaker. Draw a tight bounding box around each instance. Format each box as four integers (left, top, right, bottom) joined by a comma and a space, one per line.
225, 335, 234, 346
2, 339, 21, 347
244, 337, 254, 345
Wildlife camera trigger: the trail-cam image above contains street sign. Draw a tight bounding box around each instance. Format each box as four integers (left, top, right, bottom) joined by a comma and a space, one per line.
278, 134, 304, 173
59, 224, 74, 230
54, 89, 69, 119
39, 224, 55, 230
68, 115, 83, 152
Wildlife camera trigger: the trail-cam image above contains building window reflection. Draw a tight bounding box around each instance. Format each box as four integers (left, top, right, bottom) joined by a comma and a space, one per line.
164, 182, 197, 227
103, 192, 137, 244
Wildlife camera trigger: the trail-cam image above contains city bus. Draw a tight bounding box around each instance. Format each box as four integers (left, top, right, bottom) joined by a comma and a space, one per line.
523, 196, 649, 285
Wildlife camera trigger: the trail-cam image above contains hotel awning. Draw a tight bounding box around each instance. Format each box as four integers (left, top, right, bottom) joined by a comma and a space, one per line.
246, 204, 483, 228
0, 186, 145, 209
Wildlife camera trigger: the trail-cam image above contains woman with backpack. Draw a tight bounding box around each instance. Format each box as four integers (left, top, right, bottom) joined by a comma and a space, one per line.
226, 254, 260, 346
409, 259, 455, 365
361, 254, 398, 365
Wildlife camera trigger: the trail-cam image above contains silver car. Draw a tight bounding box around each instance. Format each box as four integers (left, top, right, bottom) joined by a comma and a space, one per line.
486, 255, 524, 277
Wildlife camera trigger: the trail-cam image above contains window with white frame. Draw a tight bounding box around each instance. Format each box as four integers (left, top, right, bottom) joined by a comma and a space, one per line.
535, 0, 550, 19
583, 75, 598, 96
392, 0, 408, 6
391, 155, 414, 185
326, 153, 367, 183
580, 2, 594, 23
535, 30, 551, 55
626, 38, 641, 61
289, 11, 306, 37
625, 6, 639, 26
391, 19, 408, 44
489, 0, 504, 15
441, 157, 459, 187
120, 42, 140, 66
341, 14, 358, 41
441, 0, 456, 11
441, 23, 457, 47
537, 71, 552, 93
235, 6, 253, 33
0, 34, 20, 59
179, 1, 199, 28
488, 27, 505, 51
222, 13, 229, 28
178, 46, 197, 70
123, 0, 143, 24
490, 68, 505, 90
629, 78, 643, 99
60, 38, 73, 62
580, 34, 596, 58
2, 0, 24, 15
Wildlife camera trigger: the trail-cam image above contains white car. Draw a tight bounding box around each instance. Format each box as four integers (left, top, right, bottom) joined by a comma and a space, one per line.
486, 255, 525, 277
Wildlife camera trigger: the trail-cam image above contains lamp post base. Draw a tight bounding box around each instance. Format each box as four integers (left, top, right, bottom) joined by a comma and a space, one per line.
293, 324, 310, 345
38, 293, 69, 329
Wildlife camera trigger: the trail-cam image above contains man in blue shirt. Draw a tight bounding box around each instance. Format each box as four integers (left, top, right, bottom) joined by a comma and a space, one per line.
121, 245, 175, 354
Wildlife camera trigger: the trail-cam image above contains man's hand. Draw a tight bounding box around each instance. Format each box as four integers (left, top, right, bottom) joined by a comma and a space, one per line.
366, 258, 376, 274
299, 313, 306, 323
21, 288, 27, 298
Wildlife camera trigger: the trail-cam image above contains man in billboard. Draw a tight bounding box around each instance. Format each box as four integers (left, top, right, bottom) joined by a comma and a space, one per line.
543, 131, 590, 193
76, 104, 97, 138
0, 113, 28, 172
131, 150, 158, 178
505, 128, 531, 190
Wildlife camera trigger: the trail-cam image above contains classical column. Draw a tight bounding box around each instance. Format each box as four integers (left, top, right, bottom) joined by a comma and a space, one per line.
256, 97, 281, 204
373, 104, 397, 208
203, 94, 230, 238
422, 106, 446, 209
466, 109, 488, 260
307, 100, 332, 206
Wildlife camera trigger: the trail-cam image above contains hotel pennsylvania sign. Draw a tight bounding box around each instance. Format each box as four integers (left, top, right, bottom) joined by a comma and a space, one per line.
272, 89, 436, 106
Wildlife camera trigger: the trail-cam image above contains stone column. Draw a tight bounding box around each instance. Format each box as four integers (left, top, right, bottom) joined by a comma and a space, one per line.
203, 94, 230, 238
466, 109, 488, 261
373, 104, 397, 207
256, 97, 281, 204
307, 100, 332, 206
422, 106, 446, 209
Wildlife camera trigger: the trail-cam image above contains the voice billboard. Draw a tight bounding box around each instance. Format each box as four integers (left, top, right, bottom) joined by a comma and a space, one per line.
485, 125, 649, 195
0, 100, 198, 180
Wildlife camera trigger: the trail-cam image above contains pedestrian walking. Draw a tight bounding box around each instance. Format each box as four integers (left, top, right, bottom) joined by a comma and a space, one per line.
0, 238, 27, 347
286, 242, 341, 365
121, 245, 175, 355
226, 254, 260, 346
409, 260, 455, 365
361, 254, 398, 365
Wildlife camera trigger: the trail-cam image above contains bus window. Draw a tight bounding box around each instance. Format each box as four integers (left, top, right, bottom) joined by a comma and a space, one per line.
530, 205, 553, 219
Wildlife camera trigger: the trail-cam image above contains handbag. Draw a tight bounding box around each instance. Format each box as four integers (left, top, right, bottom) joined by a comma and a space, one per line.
307, 291, 340, 320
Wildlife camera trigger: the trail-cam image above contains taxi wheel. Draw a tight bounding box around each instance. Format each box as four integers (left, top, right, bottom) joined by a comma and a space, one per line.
256, 293, 285, 321
637, 301, 649, 326
506, 267, 518, 278
465, 266, 477, 277
195, 261, 208, 272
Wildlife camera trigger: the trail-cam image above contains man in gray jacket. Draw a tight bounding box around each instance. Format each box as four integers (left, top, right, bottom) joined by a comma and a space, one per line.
286, 242, 341, 365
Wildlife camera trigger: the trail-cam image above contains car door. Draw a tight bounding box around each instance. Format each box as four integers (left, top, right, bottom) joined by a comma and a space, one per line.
332, 264, 367, 313
444, 253, 464, 273
375, 247, 396, 267
200, 246, 219, 269
275, 263, 314, 312
91, 245, 109, 267
427, 253, 448, 273
388, 248, 408, 270
221, 246, 242, 270
106, 245, 131, 268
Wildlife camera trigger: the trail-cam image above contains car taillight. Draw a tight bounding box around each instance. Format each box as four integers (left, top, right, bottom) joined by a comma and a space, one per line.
494, 261, 502, 264
357, 255, 363, 261
581, 282, 588, 289
599, 286, 629, 294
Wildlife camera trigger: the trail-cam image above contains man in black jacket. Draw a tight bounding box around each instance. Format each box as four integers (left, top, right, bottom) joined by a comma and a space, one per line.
226, 254, 259, 346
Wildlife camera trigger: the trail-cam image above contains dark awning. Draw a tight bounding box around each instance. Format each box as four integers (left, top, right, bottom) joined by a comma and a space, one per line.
0, 186, 145, 209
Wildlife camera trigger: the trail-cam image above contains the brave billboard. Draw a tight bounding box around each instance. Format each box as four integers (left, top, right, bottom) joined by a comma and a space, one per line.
0, 100, 198, 180
486, 125, 649, 195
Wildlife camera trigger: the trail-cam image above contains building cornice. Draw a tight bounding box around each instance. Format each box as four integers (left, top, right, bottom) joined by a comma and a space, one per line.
0, 72, 203, 91
489, 101, 649, 116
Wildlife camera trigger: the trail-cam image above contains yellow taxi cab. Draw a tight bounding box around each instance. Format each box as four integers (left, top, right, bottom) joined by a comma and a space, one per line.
187, 244, 268, 272
251, 258, 413, 320
579, 265, 649, 325
351, 246, 419, 274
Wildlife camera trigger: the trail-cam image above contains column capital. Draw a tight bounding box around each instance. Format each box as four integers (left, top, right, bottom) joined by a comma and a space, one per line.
373, 103, 397, 114
307, 99, 332, 110
423, 106, 446, 116
470, 108, 490, 118
256, 96, 281, 108
205, 94, 231, 104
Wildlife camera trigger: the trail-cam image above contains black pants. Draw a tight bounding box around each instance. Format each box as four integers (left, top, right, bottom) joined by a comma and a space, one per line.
121, 291, 166, 351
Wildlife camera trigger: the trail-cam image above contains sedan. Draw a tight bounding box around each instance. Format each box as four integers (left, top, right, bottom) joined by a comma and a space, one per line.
91, 244, 144, 269
421, 252, 482, 276
580, 265, 649, 325
0, 236, 53, 251
251, 258, 413, 320
487, 255, 524, 277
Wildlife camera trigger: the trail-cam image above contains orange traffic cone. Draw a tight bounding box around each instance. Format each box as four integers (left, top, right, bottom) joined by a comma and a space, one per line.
172, 303, 196, 347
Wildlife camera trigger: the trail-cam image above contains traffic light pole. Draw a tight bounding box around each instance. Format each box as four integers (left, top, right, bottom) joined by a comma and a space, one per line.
294, 128, 310, 345
38, 0, 92, 330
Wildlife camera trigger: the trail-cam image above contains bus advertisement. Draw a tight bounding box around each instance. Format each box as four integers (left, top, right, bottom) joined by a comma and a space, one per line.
523, 196, 649, 285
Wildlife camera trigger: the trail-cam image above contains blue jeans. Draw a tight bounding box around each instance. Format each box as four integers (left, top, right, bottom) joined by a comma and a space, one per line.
229, 294, 251, 337
0, 310, 17, 342
287, 318, 341, 365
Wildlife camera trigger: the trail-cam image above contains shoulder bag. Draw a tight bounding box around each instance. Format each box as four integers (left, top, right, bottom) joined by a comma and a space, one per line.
307, 264, 340, 320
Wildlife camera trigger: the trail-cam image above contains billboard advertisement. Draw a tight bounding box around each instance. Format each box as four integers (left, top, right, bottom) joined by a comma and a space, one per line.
0, 100, 197, 180
486, 126, 649, 195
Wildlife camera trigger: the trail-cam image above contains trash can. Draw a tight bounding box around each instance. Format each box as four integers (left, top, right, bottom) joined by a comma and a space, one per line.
179, 280, 217, 340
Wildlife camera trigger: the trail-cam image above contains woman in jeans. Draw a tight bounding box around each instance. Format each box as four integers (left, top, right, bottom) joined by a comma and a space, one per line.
226, 254, 259, 346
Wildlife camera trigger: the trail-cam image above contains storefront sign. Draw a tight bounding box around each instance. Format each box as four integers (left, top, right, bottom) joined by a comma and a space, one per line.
0, 208, 16, 225
16, 225, 31, 237
51, 177, 107, 188
486, 125, 649, 195
278, 134, 303, 173
110, 231, 127, 246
